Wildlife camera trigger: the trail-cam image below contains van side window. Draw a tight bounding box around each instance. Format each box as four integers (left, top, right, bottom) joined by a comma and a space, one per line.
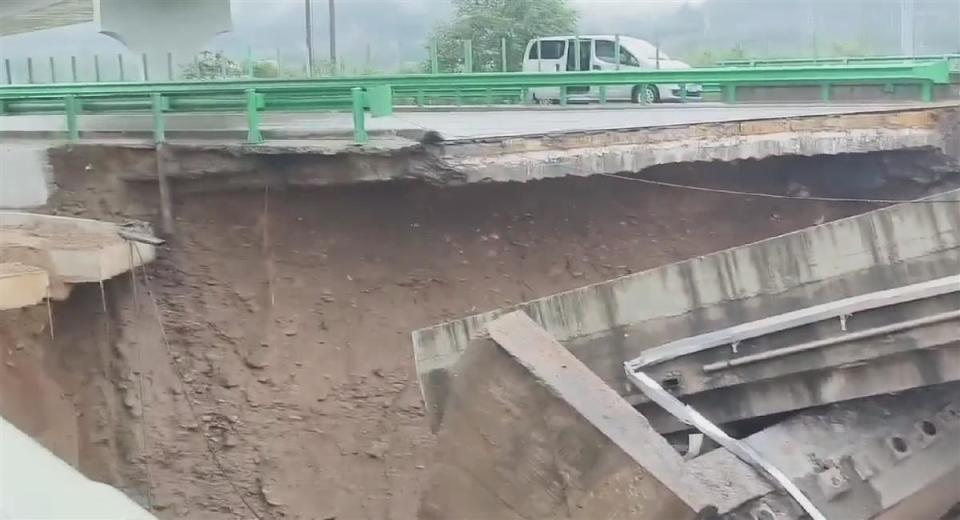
595, 40, 640, 67
528, 40, 565, 60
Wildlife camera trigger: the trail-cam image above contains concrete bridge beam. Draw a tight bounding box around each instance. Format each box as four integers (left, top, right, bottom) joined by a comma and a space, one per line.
95, 0, 232, 78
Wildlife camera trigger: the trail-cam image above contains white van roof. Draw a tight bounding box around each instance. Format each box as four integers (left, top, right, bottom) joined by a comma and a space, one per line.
530, 35, 662, 58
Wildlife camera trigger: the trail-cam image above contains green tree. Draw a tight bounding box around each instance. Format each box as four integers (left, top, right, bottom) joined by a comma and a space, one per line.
427, 0, 578, 73
181, 51, 244, 80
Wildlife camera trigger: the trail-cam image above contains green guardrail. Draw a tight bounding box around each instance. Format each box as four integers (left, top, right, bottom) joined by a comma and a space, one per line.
0, 61, 951, 145
0, 83, 395, 145
718, 54, 960, 71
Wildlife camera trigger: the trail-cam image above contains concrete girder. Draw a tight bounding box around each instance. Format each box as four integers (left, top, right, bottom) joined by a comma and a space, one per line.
94, 0, 232, 79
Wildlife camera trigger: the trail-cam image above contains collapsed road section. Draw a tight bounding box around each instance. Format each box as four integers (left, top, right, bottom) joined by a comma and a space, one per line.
413, 188, 960, 519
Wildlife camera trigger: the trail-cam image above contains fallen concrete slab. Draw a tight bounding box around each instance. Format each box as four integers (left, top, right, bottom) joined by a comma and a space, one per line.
697, 383, 960, 519
0, 263, 49, 310
0, 212, 156, 299
419, 310, 960, 520
419, 311, 770, 519
413, 188, 960, 428
626, 276, 960, 431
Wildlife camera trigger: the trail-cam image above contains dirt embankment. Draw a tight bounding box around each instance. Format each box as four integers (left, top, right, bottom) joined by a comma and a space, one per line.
1, 149, 955, 519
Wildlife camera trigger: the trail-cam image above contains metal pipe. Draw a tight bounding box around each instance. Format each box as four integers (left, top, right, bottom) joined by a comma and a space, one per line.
703, 309, 960, 373
626, 370, 828, 520
501, 37, 507, 72
628, 275, 960, 370
463, 40, 473, 73
537, 39, 542, 72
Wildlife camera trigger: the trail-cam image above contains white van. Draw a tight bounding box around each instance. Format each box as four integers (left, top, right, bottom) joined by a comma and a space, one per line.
522, 35, 702, 103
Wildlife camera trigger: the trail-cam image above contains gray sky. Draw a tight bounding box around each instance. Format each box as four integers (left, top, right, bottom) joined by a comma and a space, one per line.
0, 0, 702, 59
0, 0, 956, 77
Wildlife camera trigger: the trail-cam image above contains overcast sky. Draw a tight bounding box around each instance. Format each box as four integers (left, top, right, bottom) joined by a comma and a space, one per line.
0, 0, 703, 60
0, 0, 955, 76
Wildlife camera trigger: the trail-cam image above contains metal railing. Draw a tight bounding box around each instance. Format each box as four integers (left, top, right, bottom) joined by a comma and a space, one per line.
0, 61, 951, 145
718, 53, 960, 70
0, 81, 394, 144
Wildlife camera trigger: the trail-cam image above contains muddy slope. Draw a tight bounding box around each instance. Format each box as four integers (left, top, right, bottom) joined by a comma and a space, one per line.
3, 150, 954, 519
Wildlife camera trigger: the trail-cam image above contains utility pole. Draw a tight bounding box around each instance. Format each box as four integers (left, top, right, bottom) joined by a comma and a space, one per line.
305, 0, 315, 76
900, 0, 916, 56
329, 0, 337, 67
807, 0, 818, 57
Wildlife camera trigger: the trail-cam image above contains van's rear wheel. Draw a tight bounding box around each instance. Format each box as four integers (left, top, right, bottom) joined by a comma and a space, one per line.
632, 85, 660, 104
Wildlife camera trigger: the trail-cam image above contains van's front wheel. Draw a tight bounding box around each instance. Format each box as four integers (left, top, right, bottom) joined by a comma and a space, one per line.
632, 85, 660, 104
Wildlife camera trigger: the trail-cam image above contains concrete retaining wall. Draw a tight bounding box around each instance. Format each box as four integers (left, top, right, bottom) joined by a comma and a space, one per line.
0, 144, 52, 208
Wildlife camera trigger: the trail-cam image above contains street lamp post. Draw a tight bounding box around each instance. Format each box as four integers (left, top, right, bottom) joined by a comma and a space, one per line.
305, 0, 315, 76
900, 0, 916, 56
329, 0, 337, 67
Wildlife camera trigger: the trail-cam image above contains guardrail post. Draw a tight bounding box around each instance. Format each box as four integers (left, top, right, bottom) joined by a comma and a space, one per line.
416, 89, 425, 107
430, 40, 439, 74
151, 93, 166, 144
559, 86, 568, 105
70, 56, 78, 82
94, 55, 101, 82
463, 40, 473, 73
724, 84, 738, 104
49, 57, 56, 83
245, 88, 264, 144
4, 59, 12, 84
921, 81, 934, 102
598, 86, 608, 105
679, 83, 687, 103
27, 57, 34, 84
65, 95, 80, 142
485, 87, 493, 106
351, 87, 368, 145
820, 82, 831, 102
